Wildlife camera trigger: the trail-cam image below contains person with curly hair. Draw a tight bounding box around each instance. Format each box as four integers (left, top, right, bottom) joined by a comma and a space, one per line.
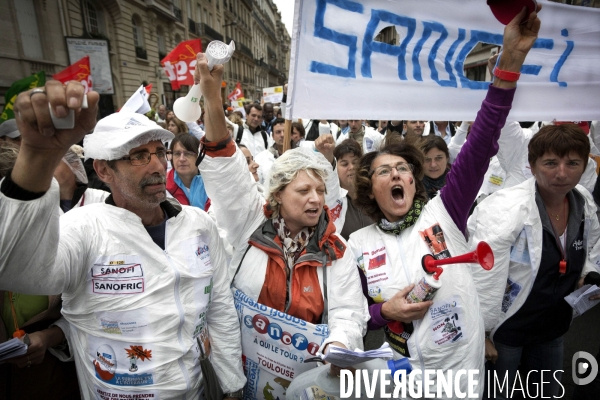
347, 7, 542, 397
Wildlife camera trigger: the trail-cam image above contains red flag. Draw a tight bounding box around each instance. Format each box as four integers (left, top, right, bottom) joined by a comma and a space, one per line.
52, 56, 92, 93
228, 82, 243, 102
160, 39, 202, 90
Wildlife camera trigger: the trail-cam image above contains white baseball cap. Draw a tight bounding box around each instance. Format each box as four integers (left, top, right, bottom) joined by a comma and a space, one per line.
84, 112, 174, 160
0, 119, 20, 139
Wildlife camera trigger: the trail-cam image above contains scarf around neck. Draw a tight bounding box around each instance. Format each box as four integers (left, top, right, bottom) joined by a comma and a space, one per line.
272, 216, 315, 278
174, 171, 208, 209
378, 199, 425, 235
422, 168, 449, 200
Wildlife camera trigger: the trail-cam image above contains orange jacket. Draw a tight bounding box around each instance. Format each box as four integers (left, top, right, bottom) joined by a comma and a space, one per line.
249, 206, 346, 324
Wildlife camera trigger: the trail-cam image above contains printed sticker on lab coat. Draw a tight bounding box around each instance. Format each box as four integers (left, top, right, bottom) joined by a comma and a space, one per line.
429, 296, 465, 346
510, 229, 531, 265
502, 277, 522, 313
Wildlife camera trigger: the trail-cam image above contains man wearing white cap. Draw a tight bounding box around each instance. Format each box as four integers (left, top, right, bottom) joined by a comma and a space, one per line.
0, 119, 21, 145
0, 81, 245, 399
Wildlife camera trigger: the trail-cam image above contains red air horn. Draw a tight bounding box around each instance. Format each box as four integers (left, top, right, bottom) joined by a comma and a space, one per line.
422, 241, 494, 280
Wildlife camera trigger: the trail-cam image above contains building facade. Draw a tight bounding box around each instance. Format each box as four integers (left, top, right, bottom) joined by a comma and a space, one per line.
0, 0, 291, 117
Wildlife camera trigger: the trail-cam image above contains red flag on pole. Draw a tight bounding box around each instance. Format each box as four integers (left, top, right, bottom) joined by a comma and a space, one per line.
228, 82, 243, 102
52, 56, 92, 93
160, 39, 202, 90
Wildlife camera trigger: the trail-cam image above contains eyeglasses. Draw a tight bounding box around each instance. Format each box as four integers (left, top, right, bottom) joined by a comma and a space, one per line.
370, 163, 414, 177
119, 149, 168, 166
166, 150, 198, 160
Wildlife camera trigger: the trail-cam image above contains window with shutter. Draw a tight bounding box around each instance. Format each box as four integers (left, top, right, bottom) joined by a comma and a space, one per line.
14, 0, 43, 60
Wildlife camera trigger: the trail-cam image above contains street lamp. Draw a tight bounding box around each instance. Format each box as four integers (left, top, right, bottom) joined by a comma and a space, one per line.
223, 20, 237, 28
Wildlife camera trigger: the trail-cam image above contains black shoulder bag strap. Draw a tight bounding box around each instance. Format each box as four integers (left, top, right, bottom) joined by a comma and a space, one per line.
235, 127, 243, 144
231, 245, 252, 288
261, 130, 268, 150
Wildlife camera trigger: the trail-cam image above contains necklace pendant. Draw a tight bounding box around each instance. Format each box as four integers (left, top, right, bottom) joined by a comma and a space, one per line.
555, 215, 559, 221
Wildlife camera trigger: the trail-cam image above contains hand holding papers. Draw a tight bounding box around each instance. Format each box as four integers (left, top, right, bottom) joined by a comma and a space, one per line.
565, 285, 600, 317
0, 337, 28, 363
319, 342, 394, 369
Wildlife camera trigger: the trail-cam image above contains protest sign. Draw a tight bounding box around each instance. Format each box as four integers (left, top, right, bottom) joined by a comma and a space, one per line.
230, 98, 246, 117
53, 56, 93, 93
287, 0, 600, 121
66, 38, 113, 94
161, 39, 202, 90
231, 99, 245, 109
262, 86, 284, 104
232, 288, 329, 399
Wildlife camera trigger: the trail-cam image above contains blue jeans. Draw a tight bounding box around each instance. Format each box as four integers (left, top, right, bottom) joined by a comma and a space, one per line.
485, 337, 564, 399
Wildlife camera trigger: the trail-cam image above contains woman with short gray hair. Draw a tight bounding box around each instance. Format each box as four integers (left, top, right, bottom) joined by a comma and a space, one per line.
197, 53, 368, 398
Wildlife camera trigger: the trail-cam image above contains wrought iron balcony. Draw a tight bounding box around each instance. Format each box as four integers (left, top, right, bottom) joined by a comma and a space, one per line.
136, 46, 148, 60
240, 0, 252, 11
269, 64, 280, 75
200, 23, 223, 41
239, 42, 253, 59
188, 18, 197, 34
173, 6, 182, 22
146, 0, 179, 22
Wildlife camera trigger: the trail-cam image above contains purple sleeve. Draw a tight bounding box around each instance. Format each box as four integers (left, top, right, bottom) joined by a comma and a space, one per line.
359, 266, 391, 330
440, 85, 516, 234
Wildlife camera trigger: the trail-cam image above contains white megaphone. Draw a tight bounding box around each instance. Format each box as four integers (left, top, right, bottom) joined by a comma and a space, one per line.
173, 40, 235, 122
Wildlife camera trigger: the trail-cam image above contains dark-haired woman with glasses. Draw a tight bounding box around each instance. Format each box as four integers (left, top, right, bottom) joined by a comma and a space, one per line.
347, 9, 542, 397
166, 133, 209, 210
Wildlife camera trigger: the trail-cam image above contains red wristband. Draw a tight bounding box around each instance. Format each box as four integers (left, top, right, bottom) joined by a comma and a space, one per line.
493, 68, 520, 82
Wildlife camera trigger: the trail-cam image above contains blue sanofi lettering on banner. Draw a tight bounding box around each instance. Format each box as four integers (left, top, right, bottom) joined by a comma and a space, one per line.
288, 0, 600, 121
310, 0, 557, 89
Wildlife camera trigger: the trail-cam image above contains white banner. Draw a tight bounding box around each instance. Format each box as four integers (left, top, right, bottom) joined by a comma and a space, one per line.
232, 288, 329, 399
287, 0, 600, 121
262, 86, 284, 103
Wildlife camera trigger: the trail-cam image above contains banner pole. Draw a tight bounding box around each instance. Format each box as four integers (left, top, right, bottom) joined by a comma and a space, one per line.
283, 119, 292, 153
